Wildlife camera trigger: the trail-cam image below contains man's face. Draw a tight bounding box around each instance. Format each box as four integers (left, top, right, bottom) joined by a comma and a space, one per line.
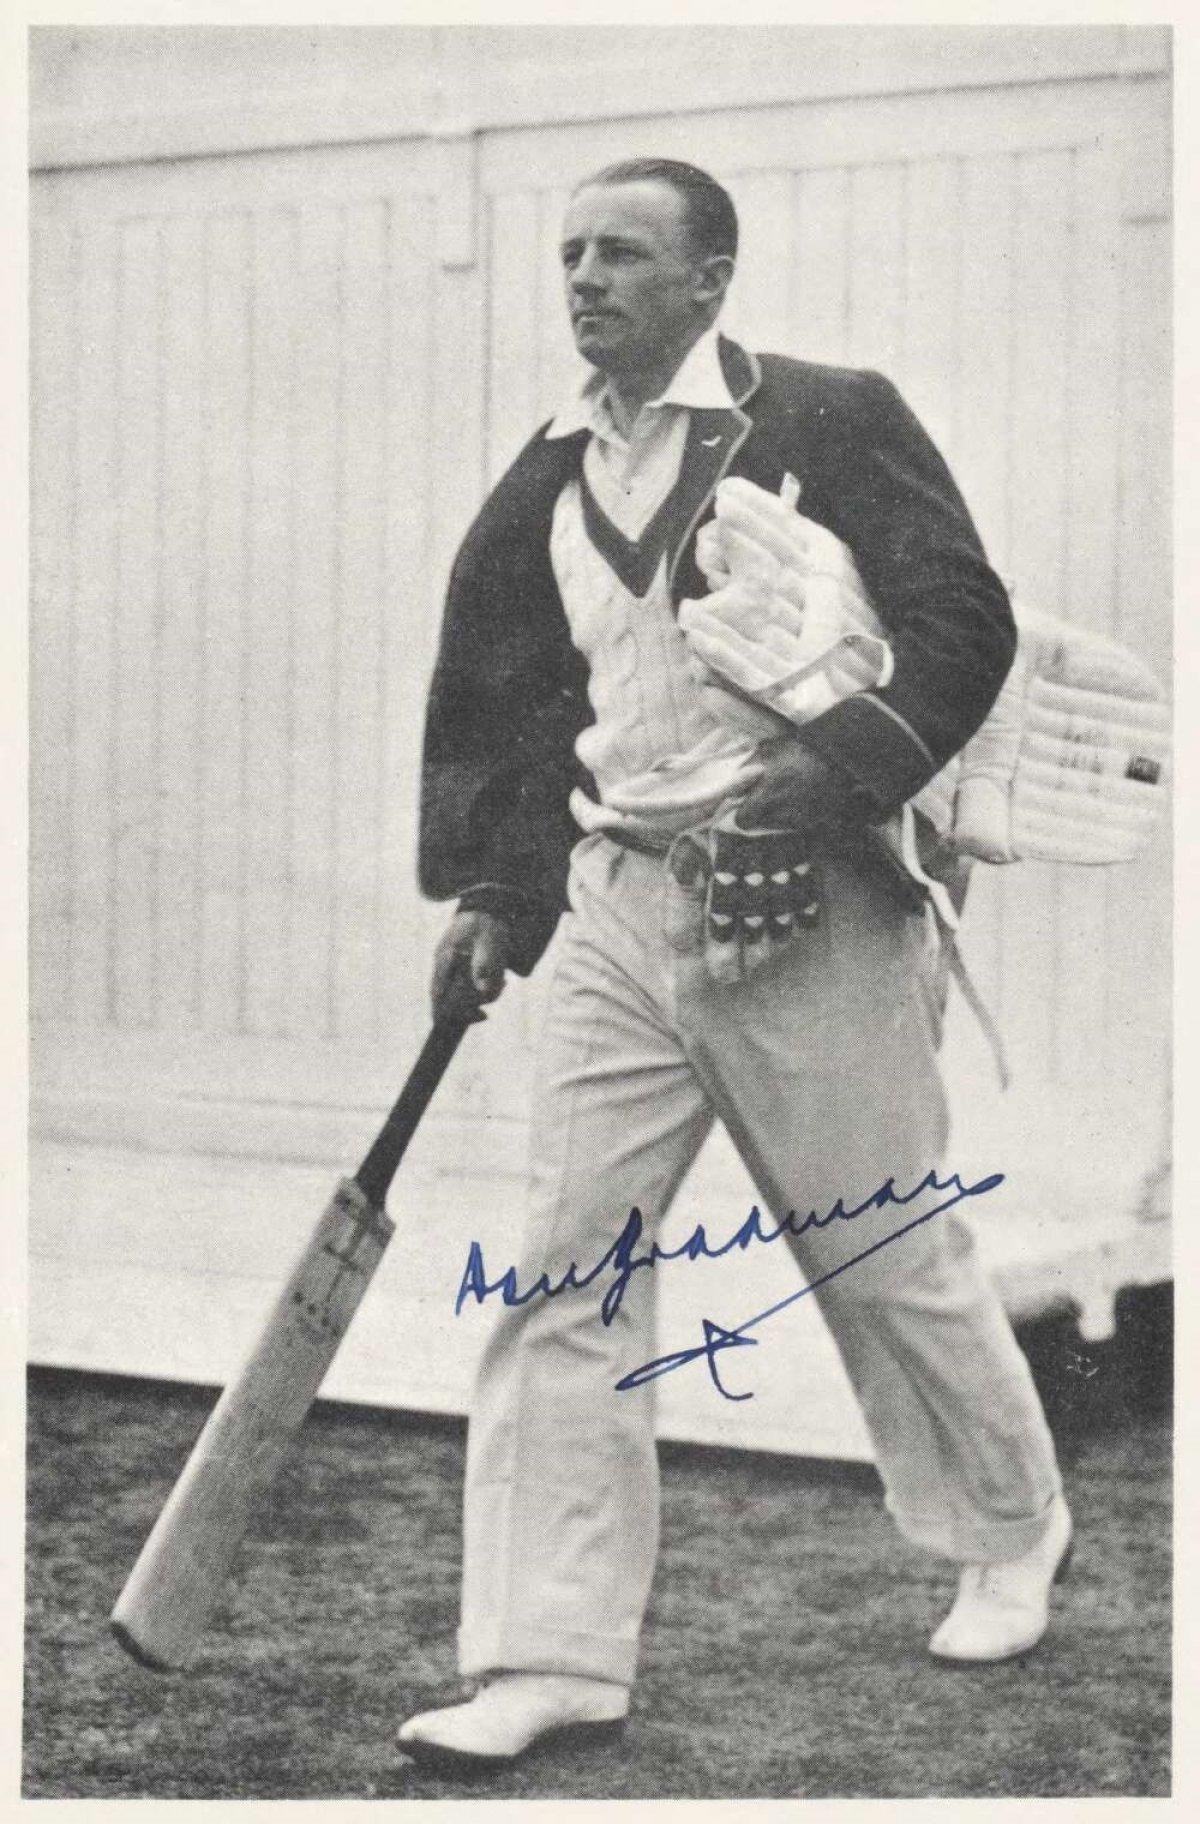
560, 180, 714, 378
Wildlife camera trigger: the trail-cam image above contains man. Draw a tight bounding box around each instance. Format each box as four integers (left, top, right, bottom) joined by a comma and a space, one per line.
400, 158, 1070, 1771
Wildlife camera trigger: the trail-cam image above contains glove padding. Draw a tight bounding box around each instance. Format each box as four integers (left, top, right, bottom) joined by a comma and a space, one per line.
680, 478, 893, 728
698, 739, 883, 986
695, 477, 874, 601
703, 816, 824, 986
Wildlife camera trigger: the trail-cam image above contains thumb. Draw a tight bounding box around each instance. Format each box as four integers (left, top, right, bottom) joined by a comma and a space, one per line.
470, 923, 507, 997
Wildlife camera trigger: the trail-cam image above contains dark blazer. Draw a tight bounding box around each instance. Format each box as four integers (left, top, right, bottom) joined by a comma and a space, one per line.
418, 337, 1015, 971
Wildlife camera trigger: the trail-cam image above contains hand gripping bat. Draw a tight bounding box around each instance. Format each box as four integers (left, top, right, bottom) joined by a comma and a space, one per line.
110, 978, 482, 1672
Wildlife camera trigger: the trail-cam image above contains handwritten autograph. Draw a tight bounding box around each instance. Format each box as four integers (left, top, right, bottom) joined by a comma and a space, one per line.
455, 1166, 1004, 1402
616, 1170, 1004, 1400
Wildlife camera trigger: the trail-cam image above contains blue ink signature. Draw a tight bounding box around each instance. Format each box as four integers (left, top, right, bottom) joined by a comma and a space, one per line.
616, 1169, 1004, 1401
455, 1166, 1003, 1403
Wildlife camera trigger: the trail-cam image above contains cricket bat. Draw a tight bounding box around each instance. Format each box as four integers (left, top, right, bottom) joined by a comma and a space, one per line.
110, 993, 480, 1672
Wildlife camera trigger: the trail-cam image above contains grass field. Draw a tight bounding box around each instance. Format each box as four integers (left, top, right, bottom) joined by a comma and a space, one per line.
23, 1291, 1171, 1800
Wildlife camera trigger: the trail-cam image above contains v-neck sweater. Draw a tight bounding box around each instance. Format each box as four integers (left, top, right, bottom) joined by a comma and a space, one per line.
549, 409, 752, 836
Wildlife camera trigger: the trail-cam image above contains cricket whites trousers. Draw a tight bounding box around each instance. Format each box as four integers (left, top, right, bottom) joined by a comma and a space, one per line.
458, 832, 1062, 1686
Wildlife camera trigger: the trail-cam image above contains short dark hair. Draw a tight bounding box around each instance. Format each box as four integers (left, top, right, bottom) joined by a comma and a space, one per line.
576, 157, 738, 264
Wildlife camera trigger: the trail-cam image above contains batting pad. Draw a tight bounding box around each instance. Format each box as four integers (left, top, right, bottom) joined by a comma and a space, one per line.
688, 479, 1168, 868
951, 607, 1170, 865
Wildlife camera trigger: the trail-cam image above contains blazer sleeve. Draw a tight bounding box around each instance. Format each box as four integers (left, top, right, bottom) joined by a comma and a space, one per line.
792, 369, 1017, 817
418, 456, 590, 972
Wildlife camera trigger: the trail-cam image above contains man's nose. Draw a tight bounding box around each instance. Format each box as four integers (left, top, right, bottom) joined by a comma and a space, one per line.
570, 245, 607, 294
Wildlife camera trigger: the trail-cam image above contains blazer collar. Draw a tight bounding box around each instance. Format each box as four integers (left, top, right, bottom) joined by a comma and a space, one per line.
545, 330, 760, 440
716, 334, 760, 408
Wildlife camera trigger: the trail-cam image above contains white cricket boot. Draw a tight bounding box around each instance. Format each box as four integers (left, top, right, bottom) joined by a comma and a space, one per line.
929, 1493, 1073, 1662
396, 1672, 629, 1771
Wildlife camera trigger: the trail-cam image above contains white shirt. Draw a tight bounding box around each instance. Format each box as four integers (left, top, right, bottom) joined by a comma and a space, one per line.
545, 323, 736, 539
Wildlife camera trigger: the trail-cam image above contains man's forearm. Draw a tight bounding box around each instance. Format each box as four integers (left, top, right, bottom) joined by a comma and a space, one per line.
805, 370, 1017, 813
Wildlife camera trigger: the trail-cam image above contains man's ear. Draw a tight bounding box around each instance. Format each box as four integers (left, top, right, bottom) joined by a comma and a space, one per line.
694, 254, 735, 310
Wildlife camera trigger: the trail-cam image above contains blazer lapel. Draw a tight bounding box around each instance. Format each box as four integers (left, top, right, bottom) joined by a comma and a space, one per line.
531, 425, 590, 502
665, 336, 807, 606
538, 340, 814, 609
666, 349, 824, 604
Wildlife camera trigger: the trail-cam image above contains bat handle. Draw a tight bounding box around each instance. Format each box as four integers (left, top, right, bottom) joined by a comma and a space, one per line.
353, 980, 483, 1207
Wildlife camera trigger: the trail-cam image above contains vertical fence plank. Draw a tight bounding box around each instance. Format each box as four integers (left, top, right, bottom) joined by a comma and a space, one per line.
900, 154, 961, 457
66, 217, 121, 1027
29, 204, 78, 1024
535, 185, 575, 426
1114, 218, 1172, 669
154, 210, 208, 1032
793, 165, 851, 365
425, 251, 487, 608
237, 205, 301, 1039
1007, 150, 1073, 615
846, 161, 906, 375
332, 198, 390, 1043
280, 203, 343, 1042
486, 189, 542, 483
198, 209, 252, 1035
954, 154, 1015, 576
109, 215, 165, 1028
724, 169, 793, 354
378, 194, 438, 1050
1063, 144, 1122, 637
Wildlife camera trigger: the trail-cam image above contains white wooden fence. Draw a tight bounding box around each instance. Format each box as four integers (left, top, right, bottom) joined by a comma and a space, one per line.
29, 27, 1171, 1455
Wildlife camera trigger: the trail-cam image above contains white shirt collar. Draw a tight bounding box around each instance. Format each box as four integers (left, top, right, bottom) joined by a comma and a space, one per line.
545, 322, 734, 441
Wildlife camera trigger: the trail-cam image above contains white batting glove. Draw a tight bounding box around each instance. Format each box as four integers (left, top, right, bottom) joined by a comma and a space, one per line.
682, 479, 893, 727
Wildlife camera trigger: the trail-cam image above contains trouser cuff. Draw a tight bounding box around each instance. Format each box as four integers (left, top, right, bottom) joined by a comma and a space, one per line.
892, 1484, 1062, 1564
458, 1619, 638, 1687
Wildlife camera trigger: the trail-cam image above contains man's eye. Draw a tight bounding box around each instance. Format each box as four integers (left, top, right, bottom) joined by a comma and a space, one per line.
561, 242, 642, 269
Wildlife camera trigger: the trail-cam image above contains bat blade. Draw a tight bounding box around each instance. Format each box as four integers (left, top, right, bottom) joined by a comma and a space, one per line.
110, 1009, 474, 1671
110, 1177, 393, 1670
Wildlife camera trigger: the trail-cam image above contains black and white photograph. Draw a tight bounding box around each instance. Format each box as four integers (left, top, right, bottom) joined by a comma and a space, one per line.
21, 13, 1174, 1804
